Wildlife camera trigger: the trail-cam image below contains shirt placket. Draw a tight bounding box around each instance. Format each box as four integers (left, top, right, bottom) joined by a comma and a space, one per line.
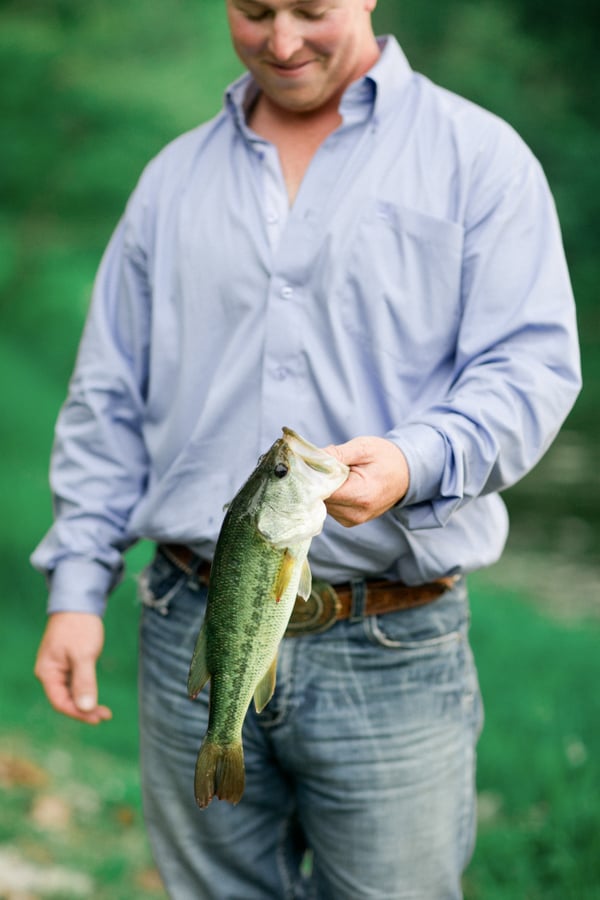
255, 143, 307, 448
253, 114, 378, 450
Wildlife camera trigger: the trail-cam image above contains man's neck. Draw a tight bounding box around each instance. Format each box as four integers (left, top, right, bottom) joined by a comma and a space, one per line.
249, 95, 342, 206
250, 90, 343, 141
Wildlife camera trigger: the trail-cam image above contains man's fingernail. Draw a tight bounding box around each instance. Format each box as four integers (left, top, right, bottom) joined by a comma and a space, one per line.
76, 694, 96, 711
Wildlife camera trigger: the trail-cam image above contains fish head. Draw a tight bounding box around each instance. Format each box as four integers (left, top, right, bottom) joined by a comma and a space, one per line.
254, 428, 349, 548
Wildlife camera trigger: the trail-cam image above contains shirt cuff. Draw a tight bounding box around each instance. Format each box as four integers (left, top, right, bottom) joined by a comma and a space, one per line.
386, 422, 447, 507
46, 557, 116, 616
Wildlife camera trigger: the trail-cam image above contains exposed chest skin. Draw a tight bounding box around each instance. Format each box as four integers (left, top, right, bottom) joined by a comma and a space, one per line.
249, 94, 342, 206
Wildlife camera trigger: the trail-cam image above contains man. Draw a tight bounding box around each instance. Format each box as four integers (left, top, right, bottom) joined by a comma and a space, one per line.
32, 0, 581, 897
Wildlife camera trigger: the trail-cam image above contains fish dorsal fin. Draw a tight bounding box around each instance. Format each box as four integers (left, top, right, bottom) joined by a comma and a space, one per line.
254, 655, 278, 713
187, 622, 210, 699
297, 557, 312, 601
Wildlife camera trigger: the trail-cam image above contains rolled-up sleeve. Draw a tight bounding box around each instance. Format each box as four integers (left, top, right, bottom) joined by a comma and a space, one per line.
388, 133, 581, 530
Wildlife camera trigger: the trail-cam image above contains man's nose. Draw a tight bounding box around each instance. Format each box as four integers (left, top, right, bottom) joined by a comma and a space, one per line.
268, 14, 303, 60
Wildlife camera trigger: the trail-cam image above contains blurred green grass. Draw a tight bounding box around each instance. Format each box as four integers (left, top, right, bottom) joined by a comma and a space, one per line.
466, 578, 600, 898
3, 565, 599, 897
2, 0, 599, 896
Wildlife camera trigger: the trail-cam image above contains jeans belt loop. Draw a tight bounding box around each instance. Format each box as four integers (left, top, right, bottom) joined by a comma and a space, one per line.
350, 578, 366, 623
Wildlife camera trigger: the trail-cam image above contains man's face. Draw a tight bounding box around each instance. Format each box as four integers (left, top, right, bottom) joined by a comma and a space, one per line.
226, 0, 379, 115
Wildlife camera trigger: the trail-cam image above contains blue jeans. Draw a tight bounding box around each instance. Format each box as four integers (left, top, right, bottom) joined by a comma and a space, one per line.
138, 551, 483, 899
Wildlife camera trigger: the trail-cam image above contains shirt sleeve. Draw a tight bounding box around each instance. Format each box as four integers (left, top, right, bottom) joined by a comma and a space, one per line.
387, 130, 581, 530
30, 170, 156, 615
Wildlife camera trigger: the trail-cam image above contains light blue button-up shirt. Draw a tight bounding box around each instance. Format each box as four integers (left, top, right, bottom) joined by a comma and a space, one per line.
32, 37, 581, 615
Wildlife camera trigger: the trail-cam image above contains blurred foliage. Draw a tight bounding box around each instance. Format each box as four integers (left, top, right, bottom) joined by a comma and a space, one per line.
1, 2, 599, 896
0, 0, 242, 385
0, 2, 596, 572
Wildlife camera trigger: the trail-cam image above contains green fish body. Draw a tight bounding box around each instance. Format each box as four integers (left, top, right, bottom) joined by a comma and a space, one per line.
187, 428, 349, 809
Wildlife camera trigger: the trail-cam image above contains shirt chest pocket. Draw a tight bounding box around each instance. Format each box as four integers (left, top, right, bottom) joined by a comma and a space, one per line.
339, 201, 464, 365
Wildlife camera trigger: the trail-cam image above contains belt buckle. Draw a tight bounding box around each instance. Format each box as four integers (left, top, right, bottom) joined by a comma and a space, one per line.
284, 581, 341, 637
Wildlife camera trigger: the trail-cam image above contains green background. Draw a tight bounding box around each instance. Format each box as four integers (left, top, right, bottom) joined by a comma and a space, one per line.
1, 0, 598, 896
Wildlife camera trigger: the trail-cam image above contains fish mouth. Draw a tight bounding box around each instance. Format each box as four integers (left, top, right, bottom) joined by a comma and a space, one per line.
281, 427, 349, 477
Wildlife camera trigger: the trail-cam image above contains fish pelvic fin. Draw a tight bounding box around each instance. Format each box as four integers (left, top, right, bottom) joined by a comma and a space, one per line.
194, 739, 245, 809
298, 557, 312, 601
187, 622, 210, 699
254, 655, 278, 714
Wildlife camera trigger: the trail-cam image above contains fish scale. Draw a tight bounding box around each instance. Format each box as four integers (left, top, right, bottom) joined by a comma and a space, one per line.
205, 536, 296, 743
186, 427, 348, 809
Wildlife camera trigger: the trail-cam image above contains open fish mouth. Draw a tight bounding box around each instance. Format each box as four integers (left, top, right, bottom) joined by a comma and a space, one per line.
282, 427, 348, 478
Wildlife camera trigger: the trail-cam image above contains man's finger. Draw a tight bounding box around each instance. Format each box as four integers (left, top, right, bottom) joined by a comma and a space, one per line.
36, 663, 110, 724
38, 664, 79, 716
70, 656, 98, 713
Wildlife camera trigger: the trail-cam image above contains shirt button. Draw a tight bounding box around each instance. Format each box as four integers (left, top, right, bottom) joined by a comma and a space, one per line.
275, 367, 289, 380
281, 285, 293, 299
267, 212, 279, 224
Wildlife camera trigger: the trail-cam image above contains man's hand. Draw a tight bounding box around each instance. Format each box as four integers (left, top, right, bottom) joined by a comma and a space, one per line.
34, 612, 113, 725
324, 436, 410, 527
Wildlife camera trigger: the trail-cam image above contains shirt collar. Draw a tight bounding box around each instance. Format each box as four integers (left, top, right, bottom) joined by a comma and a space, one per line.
365, 35, 414, 119
224, 34, 413, 135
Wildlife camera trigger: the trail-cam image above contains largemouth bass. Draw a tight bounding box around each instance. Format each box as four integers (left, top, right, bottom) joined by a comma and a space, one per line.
187, 427, 349, 809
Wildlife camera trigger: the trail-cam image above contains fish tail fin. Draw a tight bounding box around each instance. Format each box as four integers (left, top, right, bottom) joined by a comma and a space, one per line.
194, 739, 245, 809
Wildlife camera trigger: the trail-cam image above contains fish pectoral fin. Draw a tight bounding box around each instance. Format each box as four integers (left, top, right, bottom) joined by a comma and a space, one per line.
274, 548, 297, 603
187, 623, 210, 699
254, 655, 278, 714
297, 557, 312, 601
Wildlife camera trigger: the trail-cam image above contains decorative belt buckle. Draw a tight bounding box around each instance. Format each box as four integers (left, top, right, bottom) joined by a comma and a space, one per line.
284, 580, 342, 638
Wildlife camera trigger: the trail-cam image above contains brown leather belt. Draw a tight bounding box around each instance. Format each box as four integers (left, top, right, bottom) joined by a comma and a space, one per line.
158, 544, 458, 638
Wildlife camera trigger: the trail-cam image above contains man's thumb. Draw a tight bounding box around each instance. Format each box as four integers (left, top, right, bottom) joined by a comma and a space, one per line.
71, 659, 98, 712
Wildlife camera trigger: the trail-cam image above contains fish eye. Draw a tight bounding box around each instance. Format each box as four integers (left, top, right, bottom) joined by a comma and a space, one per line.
273, 463, 289, 479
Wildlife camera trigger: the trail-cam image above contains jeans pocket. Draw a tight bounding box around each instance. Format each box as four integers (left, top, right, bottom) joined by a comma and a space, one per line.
138, 551, 189, 616
365, 579, 469, 651
366, 613, 463, 652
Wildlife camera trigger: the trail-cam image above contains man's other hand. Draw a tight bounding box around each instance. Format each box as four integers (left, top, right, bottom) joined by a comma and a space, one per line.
34, 612, 113, 725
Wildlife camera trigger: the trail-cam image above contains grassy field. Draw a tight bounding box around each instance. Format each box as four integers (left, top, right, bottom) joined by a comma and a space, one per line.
466, 577, 600, 899
2, 560, 600, 898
